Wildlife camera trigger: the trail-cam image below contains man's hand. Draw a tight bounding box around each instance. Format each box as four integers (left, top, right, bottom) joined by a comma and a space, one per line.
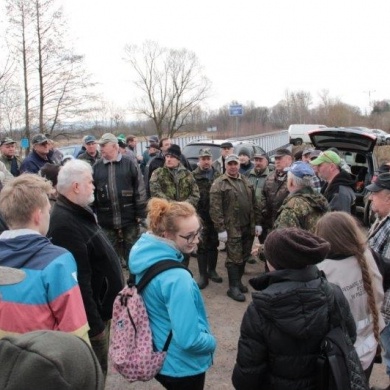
218, 231, 228, 243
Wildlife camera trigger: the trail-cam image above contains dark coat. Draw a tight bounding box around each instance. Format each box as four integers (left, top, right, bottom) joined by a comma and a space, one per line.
48, 195, 124, 337
93, 154, 146, 229
20, 150, 53, 174
232, 266, 356, 390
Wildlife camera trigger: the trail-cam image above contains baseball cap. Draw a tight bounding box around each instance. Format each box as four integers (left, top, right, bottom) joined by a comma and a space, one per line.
0, 266, 26, 285
199, 148, 212, 157
0, 137, 16, 146
220, 142, 233, 149
284, 161, 315, 178
303, 148, 314, 156
254, 152, 268, 159
310, 150, 321, 159
97, 133, 118, 145
225, 154, 239, 164
366, 173, 390, 192
149, 136, 159, 143
274, 148, 293, 157
146, 142, 159, 150
310, 150, 341, 166
32, 134, 49, 145
84, 135, 96, 144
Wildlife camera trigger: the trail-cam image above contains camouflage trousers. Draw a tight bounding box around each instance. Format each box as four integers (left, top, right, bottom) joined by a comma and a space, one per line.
102, 225, 140, 268
225, 225, 254, 267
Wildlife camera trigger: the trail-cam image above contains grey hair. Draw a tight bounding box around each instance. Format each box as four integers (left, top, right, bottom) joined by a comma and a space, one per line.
287, 171, 313, 188
56, 159, 92, 195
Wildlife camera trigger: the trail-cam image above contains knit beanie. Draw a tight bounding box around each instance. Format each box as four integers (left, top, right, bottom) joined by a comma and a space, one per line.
238, 147, 250, 158
166, 144, 181, 160
264, 227, 330, 270
0, 330, 104, 390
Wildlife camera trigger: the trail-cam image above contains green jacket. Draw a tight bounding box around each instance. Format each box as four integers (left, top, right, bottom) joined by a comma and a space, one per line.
273, 186, 329, 233
210, 173, 261, 237
149, 164, 200, 207
246, 167, 270, 204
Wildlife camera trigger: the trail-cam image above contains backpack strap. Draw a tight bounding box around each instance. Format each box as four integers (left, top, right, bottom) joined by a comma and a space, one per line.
137, 260, 192, 293
136, 259, 193, 352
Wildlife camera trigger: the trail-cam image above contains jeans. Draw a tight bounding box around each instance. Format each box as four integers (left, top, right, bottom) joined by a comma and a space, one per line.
381, 322, 390, 376
155, 372, 205, 390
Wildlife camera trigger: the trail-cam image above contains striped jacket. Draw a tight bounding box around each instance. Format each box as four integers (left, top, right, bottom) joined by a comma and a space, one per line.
0, 230, 89, 342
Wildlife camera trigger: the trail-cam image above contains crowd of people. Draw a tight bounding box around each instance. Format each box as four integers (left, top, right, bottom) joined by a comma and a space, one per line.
0, 132, 390, 389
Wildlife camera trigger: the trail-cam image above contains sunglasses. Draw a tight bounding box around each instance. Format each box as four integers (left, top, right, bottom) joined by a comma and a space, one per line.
178, 227, 203, 244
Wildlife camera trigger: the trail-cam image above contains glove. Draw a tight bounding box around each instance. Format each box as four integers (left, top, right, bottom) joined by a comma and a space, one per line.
255, 225, 263, 236
218, 231, 228, 243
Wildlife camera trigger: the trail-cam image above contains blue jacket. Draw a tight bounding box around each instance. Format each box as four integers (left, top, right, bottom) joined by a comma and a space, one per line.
129, 232, 216, 377
20, 150, 53, 174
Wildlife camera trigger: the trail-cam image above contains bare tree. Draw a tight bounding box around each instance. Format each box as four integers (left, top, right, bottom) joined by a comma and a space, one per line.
124, 40, 212, 138
5, 0, 97, 139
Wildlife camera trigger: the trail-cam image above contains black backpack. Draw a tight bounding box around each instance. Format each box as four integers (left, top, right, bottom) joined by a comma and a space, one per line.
317, 287, 369, 390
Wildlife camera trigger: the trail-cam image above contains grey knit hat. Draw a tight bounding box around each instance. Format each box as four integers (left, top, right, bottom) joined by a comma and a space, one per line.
0, 330, 104, 390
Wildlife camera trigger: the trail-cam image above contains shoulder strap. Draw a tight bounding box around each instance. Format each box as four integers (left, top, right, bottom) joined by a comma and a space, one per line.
136, 260, 192, 353
137, 260, 193, 293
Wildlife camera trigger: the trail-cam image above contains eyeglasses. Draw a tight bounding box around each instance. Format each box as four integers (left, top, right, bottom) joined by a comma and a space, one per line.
178, 227, 203, 244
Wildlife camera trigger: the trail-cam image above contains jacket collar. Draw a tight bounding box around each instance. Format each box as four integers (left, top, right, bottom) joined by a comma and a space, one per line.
249, 265, 321, 291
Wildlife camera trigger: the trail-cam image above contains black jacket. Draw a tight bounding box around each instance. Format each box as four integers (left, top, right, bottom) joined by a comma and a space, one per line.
232, 266, 356, 390
93, 154, 146, 228
48, 195, 124, 337
322, 169, 356, 212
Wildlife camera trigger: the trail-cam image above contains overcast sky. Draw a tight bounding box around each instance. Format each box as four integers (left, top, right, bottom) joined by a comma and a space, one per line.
57, 0, 390, 113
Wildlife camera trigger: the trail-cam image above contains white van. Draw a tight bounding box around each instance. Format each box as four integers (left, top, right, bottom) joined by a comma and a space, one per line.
288, 124, 327, 145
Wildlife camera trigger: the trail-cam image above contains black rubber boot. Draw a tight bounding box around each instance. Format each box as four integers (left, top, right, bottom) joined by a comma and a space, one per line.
197, 254, 209, 289
237, 262, 248, 293
227, 266, 245, 302
207, 250, 223, 283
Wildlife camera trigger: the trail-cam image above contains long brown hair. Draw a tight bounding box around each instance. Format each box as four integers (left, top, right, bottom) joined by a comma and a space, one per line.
315, 211, 380, 343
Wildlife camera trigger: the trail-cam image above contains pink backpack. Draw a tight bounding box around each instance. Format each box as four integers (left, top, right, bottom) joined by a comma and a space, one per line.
109, 260, 191, 382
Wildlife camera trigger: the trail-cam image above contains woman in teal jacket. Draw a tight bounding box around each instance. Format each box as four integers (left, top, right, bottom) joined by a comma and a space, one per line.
129, 197, 216, 390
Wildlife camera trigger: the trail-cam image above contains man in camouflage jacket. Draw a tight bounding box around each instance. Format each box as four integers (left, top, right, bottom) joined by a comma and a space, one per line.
210, 154, 261, 302
260, 148, 292, 235
192, 148, 222, 289
149, 144, 199, 207
274, 161, 329, 233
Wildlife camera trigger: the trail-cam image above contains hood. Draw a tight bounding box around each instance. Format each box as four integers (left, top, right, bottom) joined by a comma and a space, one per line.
0, 233, 53, 268
129, 232, 183, 277
291, 187, 329, 212
331, 170, 356, 187
249, 267, 330, 339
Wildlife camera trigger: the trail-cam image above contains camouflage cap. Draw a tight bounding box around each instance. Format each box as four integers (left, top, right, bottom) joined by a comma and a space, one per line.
199, 148, 212, 157
0, 137, 16, 146
97, 133, 118, 145
225, 154, 240, 164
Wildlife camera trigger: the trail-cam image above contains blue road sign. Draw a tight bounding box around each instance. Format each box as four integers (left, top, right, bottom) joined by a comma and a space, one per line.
229, 104, 244, 116
20, 138, 29, 148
